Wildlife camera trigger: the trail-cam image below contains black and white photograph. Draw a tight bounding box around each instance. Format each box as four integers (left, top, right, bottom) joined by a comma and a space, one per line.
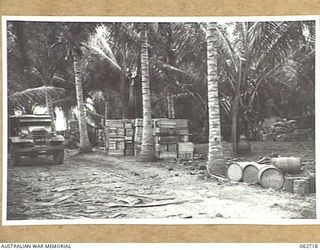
2, 16, 318, 225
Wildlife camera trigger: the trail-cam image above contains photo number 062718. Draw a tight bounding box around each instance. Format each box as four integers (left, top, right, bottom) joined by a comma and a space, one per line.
2, 16, 318, 225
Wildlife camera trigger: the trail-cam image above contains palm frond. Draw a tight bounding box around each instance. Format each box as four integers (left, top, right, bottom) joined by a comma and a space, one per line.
88, 25, 123, 73
216, 24, 239, 72
9, 86, 65, 108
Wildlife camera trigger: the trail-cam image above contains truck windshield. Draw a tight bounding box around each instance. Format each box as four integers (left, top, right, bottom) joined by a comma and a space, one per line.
19, 121, 52, 133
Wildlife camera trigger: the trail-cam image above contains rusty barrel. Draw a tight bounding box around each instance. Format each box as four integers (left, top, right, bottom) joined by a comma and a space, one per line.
227, 162, 256, 182
270, 157, 301, 174
258, 165, 285, 190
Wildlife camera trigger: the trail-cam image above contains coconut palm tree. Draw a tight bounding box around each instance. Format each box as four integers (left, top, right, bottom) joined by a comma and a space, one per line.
206, 22, 225, 176
88, 24, 140, 119
216, 21, 315, 155
57, 23, 96, 153
140, 24, 155, 161
7, 21, 65, 127
150, 23, 207, 119
71, 42, 92, 153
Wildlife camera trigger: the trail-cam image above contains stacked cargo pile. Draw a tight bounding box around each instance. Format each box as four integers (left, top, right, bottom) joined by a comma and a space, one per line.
175, 119, 189, 142
175, 119, 194, 160
133, 118, 143, 156
177, 142, 194, 160
107, 120, 125, 156
106, 119, 135, 156
153, 119, 178, 159
106, 118, 194, 159
124, 120, 134, 156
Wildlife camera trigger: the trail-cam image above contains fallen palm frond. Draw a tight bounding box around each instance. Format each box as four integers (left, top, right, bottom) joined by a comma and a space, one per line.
108, 200, 188, 208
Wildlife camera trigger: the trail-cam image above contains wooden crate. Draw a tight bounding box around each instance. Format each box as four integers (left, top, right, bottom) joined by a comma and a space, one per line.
116, 141, 125, 150
134, 148, 141, 156
118, 128, 125, 136
293, 179, 309, 195
134, 127, 143, 143
178, 151, 194, 160
109, 138, 125, 150
153, 118, 176, 128
106, 120, 124, 128
135, 135, 142, 143
154, 127, 175, 135
134, 127, 143, 135
159, 136, 178, 144
282, 176, 295, 193
109, 149, 124, 156
109, 128, 125, 137
109, 141, 117, 150
175, 119, 188, 128
178, 135, 189, 142
155, 143, 168, 152
124, 120, 133, 129
167, 143, 177, 152
125, 149, 134, 156
155, 151, 177, 159
177, 142, 194, 152
152, 119, 160, 128
134, 131, 143, 137
125, 142, 134, 150
109, 137, 125, 141
125, 128, 134, 136
134, 118, 143, 127
176, 127, 189, 135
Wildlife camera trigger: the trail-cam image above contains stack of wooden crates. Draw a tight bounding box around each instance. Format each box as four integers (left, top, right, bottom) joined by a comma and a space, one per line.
153, 119, 178, 159
175, 119, 193, 160
107, 120, 134, 156
133, 118, 143, 156
106, 118, 194, 160
153, 118, 194, 160
124, 120, 134, 156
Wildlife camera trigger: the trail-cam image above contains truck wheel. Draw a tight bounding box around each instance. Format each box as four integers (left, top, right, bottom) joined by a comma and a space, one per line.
10, 146, 20, 167
53, 150, 64, 164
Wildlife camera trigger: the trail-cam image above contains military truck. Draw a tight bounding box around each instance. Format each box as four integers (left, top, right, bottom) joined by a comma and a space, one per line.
8, 115, 65, 166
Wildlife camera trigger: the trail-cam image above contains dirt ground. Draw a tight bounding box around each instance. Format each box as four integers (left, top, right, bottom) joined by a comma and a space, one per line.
6, 141, 316, 221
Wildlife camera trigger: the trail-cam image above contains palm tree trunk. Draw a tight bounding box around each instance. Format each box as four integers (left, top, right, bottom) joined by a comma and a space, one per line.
140, 25, 154, 162
120, 44, 129, 119
166, 26, 176, 119
104, 93, 109, 153
167, 95, 175, 118
206, 22, 225, 176
231, 51, 244, 156
129, 81, 135, 117
231, 96, 239, 155
73, 54, 92, 153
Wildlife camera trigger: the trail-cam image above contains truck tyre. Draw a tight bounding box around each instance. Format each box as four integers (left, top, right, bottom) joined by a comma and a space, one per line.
10, 145, 20, 167
53, 150, 64, 164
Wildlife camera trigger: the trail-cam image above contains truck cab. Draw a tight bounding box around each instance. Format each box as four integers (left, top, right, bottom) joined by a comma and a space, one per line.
8, 115, 65, 166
